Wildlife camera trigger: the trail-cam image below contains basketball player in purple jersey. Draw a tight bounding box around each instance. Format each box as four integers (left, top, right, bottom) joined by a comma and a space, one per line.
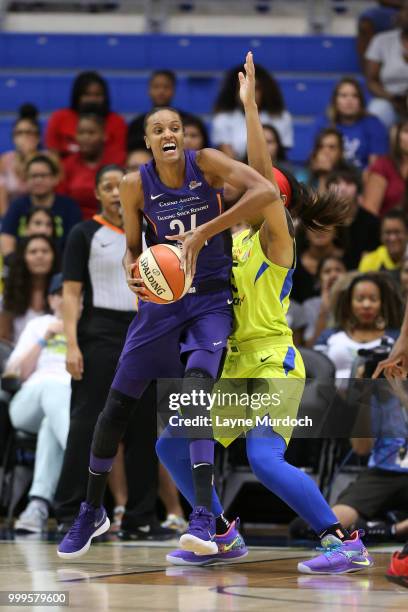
58, 107, 281, 558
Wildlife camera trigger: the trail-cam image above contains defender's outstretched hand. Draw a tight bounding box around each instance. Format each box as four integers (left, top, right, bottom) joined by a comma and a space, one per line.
372, 334, 408, 379
239, 51, 256, 108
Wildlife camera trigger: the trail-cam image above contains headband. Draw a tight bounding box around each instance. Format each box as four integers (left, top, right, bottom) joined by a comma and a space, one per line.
273, 167, 292, 207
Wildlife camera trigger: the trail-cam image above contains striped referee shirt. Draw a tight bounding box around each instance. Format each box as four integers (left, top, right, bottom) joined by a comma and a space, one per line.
63, 215, 136, 313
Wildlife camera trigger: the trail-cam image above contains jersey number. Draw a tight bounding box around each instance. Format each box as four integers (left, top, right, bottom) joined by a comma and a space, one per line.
169, 214, 208, 245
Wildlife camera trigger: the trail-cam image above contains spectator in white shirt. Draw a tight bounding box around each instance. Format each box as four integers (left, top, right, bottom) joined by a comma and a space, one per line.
5, 274, 70, 533
365, 1, 408, 128
211, 63, 293, 160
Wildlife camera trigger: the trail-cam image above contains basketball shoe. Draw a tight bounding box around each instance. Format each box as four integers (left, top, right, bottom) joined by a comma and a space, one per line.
179, 506, 218, 555
168, 519, 248, 565
387, 550, 408, 587
297, 530, 374, 574
57, 502, 110, 559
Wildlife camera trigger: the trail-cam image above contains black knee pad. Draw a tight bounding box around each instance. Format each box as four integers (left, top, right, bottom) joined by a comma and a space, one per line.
180, 368, 215, 422
91, 388, 136, 458
183, 368, 214, 391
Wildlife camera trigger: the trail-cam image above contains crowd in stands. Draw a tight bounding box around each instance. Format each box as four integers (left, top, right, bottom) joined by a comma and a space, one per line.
0, 0, 408, 540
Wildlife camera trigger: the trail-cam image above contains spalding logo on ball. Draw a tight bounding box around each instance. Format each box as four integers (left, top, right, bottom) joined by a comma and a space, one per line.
136, 244, 192, 304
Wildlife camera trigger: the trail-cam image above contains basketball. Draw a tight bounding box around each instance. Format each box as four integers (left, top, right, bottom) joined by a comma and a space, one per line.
136, 244, 192, 304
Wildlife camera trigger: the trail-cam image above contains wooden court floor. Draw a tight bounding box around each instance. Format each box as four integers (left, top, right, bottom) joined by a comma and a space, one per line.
0, 538, 407, 611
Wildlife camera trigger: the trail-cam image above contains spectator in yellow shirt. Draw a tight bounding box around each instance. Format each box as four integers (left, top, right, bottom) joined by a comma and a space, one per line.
359, 209, 408, 273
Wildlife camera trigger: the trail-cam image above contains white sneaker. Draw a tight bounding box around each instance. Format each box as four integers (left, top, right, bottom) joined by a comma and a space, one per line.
14, 499, 48, 533
161, 514, 188, 533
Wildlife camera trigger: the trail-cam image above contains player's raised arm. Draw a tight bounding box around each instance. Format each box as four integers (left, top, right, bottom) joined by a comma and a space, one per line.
239, 51, 278, 190
239, 51, 293, 264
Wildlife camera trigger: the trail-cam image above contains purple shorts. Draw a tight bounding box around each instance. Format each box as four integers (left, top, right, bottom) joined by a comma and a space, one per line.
111, 290, 232, 398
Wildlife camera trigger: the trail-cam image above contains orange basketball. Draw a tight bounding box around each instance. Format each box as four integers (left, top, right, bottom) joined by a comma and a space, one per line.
135, 244, 192, 304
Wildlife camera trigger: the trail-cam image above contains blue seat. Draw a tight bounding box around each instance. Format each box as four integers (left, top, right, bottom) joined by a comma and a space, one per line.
108, 75, 150, 114
0, 33, 79, 68
278, 77, 336, 116
174, 76, 221, 114
0, 33, 359, 72
148, 35, 223, 71
0, 75, 72, 112
77, 35, 148, 70
0, 117, 13, 152
288, 121, 315, 163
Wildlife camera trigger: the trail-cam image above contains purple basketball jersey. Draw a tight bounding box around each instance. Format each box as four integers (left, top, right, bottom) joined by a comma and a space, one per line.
139, 149, 231, 285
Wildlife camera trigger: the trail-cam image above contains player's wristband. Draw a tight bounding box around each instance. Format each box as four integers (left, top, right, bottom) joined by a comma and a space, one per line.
37, 338, 47, 348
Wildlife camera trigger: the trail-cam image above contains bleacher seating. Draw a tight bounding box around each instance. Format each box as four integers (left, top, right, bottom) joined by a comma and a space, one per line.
0, 33, 360, 71
0, 33, 361, 162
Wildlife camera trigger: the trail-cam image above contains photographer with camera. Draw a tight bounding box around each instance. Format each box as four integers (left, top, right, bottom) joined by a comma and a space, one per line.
313, 272, 408, 542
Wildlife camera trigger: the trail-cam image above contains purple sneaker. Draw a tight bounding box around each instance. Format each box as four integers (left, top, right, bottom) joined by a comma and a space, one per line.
168, 519, 248, 566
57, 502, 110, 560
297, 530, 374, 574
179, 506, 218, 555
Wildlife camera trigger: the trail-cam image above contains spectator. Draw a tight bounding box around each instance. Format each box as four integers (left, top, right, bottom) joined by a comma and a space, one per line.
291, 226, 344, 303
1, 208, 57, 285
126, 149, 152, 172
212, 63, 293, 159
308, 128, 352, 192
183, 115, 210, 151
326, 169, 381, 269
359, 209, 408, 276
45, 71, 127, 159
25, 207, 56, 240
357, 1, 401, 66
315, 272, 402, 374
4, 274, 70, 533
54, 165, 171, 540
314, 78, 388, 169
127, 70, 187, 152
365, 1, 408, 128
0, 153, 82, 257
281, 300, 305, 347
314, 273, 407, 542
331, 394, 408, 542
0, 104, 41, 216
0, 235, 59, 343
363, 119, 408, 217
301, 255, 347, 347
262, 123, 288, 165
58, 108, 125, 219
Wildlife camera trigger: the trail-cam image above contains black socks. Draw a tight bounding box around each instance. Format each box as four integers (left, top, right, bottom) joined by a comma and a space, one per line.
192, 463, 214, 511
216, 514, 231, 535
86, 468, 110, 508
319, 523, 350, 541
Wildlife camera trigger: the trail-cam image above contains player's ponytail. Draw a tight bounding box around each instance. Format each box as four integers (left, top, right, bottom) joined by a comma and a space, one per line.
290, 182, 351, 231
276, 167, 351, 231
